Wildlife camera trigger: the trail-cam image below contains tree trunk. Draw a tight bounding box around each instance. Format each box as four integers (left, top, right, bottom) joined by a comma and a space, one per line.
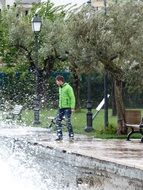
114, 79, 127, 135
72, 73, 81, 109
112, 80, 117, 116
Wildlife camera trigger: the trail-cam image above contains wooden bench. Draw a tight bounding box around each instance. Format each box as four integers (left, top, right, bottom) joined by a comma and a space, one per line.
6, 104, 23, 121
125, 110, 143, 142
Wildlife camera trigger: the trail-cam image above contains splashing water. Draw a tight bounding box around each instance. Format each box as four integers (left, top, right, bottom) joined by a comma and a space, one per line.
0, 133, 54, 190
0, 158, 40, 190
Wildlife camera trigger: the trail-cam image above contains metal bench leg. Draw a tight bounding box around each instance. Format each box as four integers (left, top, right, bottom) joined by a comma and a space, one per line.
127, 133, 132, 141
127, 129, 134, 141
127, 131, 142, 141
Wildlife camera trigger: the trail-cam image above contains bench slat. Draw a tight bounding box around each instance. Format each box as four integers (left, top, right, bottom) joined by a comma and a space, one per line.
126, 124, 140, 129
11, 105, 23, 115
125, 110, 141, 124
125, 110, 143, 142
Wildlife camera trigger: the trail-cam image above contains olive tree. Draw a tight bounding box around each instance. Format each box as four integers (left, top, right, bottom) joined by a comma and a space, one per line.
65, 1, 143, 134
1, 2, 69, 106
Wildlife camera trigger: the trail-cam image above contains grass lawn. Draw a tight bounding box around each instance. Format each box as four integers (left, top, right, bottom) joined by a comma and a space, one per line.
22, 108, 129, 139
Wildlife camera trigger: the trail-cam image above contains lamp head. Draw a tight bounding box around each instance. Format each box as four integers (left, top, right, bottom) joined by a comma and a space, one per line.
32, 14, 42, 33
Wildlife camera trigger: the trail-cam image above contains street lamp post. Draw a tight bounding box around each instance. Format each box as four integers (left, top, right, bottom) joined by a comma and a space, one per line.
87, 0, 109, 128
32, 14, 42, 125
103, 0, 108, 128
104, 70, 108, 128
85, 75, 94, 132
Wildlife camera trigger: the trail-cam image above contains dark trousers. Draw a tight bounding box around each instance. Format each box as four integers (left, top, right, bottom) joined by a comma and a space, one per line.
55, 108, 74, 138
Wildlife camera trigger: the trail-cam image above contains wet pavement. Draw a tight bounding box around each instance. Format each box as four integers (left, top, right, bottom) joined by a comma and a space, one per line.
0, 124, 142, 171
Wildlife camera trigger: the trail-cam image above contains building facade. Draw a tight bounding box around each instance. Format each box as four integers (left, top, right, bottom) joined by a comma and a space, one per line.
91, 0, 119, 9
91, 0, 111, 9
0, 0, 41, 9
91, 0, 104, 8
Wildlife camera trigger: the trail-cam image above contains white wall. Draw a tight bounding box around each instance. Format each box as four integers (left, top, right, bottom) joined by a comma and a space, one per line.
6, 0, 15, 6
0, 0, 41, 8
0, 0, 15, 7
0, 0, 5, 8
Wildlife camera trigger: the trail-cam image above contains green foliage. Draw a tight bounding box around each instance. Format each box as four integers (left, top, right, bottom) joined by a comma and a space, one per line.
1, 1, 143, 114
98, 124, 117, 135
0, 8, 16, 65
21, 108, 125, 139
0, 1, 70, 70
0, 63, 35, 105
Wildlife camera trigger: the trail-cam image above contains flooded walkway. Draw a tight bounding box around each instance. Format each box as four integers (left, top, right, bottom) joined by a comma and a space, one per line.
0, 125, 142, 170
39, 134, 143, 170
0, 125, 143, 189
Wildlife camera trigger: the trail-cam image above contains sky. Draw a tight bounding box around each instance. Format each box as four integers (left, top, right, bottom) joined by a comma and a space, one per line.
41, 0, 87, 6
1, 1, 87, 7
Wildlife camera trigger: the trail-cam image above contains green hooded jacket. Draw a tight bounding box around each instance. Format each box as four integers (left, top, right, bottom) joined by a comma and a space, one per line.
59, 83, 75, 109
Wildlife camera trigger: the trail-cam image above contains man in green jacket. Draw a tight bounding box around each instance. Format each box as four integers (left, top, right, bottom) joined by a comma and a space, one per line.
55, 75, 75, 141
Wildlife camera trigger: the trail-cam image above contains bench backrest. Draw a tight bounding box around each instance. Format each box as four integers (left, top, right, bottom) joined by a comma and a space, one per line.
125, 110, 141, 124
12, 105, 23, 115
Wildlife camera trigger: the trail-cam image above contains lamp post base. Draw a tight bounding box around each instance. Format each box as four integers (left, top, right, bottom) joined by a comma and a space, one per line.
85, 74, 93, 132
33, 109, 40, 125
84, 126, 94, 132
33, 120, 40, 125
84, 111, 94, 132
